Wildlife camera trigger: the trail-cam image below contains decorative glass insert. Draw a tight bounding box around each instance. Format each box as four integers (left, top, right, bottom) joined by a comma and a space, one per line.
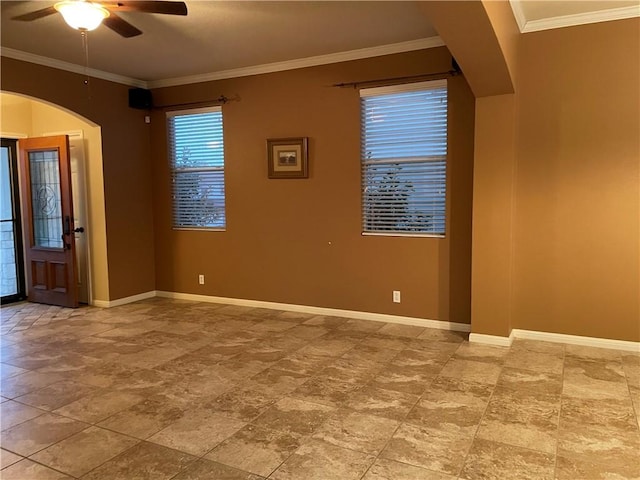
29, 150, 63, 248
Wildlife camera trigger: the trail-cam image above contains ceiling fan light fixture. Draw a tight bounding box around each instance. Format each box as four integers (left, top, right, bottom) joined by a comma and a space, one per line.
54, 1, 109, 31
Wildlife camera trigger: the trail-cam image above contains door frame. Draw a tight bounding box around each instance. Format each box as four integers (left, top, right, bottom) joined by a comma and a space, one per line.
42, 130, 93, 305
0, 138, 26, 304
0, 129, 94, 305
18, 135, 79, 308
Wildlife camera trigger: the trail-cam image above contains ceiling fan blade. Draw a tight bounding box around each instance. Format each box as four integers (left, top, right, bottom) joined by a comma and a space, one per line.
112, 1, 187, 15
12, 5, 57, 22
103, 12, 142, 38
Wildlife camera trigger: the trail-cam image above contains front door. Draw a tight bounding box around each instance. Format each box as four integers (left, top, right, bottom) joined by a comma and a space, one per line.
19, 135, 79, 308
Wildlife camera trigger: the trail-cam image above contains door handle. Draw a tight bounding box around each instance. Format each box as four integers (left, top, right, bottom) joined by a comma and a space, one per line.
74, 227, 85, 233
62, 216, 72, 249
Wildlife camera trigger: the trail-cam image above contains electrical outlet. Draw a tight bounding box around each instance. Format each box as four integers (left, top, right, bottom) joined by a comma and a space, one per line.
393, 290, 401, 303
198, 274, 205, 285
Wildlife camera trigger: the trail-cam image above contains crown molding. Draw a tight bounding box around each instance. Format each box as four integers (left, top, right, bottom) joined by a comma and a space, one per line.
508, 0, 528, 32
0, 131, 28, 139
509, 1, 640, 33
146, 37, 445, 89
1, 47, 147, 88
523, 5, 640, 33
2, 37, 445, 91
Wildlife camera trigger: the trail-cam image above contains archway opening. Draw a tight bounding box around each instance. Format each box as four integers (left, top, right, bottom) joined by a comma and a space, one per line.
0, 91, 109, 304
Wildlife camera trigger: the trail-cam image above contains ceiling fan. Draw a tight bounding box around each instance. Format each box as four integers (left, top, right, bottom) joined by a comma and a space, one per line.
12, 1, 188, 38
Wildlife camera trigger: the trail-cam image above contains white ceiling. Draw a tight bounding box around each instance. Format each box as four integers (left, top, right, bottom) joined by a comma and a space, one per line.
518, 0, 637, 20
510, 0, 639, 32
1, 1, 437, 84
1, 1, 638, 87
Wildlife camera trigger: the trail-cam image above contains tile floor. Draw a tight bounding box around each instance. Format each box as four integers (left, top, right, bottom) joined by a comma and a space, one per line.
0, 298, 638, 479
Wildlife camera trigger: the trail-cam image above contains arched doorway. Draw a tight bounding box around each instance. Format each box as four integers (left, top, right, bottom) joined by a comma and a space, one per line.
0, 91, 110, 306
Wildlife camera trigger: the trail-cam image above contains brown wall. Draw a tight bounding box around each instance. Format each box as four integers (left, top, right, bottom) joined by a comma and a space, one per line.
2, 13, 637, 342
480, 0, 520, 89
424, 3, 639, 341
471, 93, 517, 337
512, 19, 640, 341
151, 48, 476, 323
1, 58, 156, 300
420, 1, 521, 339
420, 1, 515, 97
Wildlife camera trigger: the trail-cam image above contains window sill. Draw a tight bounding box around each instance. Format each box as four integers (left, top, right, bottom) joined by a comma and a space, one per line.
362, 232, 445, 239
172, 227, 226, 232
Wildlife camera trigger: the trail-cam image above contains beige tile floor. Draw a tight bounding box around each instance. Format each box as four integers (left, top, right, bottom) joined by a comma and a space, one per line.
0, 298, 638, 479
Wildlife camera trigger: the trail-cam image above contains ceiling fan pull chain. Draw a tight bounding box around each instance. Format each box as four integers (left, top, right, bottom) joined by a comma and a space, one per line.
81, 30, 92, 101
81, 30, 89, 84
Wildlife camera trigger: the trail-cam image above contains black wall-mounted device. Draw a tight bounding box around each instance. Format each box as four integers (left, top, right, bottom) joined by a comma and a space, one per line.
128, 88, 153, 109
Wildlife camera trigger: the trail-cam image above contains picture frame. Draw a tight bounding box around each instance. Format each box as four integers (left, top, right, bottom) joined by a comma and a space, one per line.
267, 137, 309, 179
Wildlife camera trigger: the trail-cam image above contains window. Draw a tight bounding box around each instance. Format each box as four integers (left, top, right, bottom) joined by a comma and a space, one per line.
167, 106, 226, 229
360, 80, 447, 236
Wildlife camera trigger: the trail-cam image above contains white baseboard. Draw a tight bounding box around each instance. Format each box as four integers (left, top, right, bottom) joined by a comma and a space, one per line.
155, 290, 471, 333
92, 290, 157, 308
470, 327, 639, 353
468, 333, 513, 347
511, 329, 640, 353
95, 290, 638, 352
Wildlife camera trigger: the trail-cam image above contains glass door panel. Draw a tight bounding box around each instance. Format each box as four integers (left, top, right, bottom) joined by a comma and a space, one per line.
29, 150, 64, 249
0, 140, 25, 304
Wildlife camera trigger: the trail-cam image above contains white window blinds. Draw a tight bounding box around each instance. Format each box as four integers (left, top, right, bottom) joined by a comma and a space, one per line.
167, 106, 226, 229
360, 80, 447, 236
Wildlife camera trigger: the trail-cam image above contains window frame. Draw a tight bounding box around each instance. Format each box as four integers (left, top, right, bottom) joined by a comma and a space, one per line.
166, 106, 226, 231
360, 79, 448, 238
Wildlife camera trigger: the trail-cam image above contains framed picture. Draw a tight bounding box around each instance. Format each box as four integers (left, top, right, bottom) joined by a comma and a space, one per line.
267, 137, 309, 179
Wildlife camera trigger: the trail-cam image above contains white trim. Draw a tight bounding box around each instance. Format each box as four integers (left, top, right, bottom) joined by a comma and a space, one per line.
166, 105, 222, 117
509, 2, 640, 33
511, 329, 640, 353
469, 332, 513, 347
0, 132, 29, 139
147, 37, 445, 89
360, 79, 447, 97
156, 290, 471, 332
362, 232, 445, 239
470, 328, 639, 352
2, 37, 444, 91
92, 290, 640, 352
523, 5, 640, 33
508, 0, 528, 32
41, 130, 84, 138
171, 227, 227, 232
92, 290, 156, 308
1, 47, 147, 88
42, 130, 93, 307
